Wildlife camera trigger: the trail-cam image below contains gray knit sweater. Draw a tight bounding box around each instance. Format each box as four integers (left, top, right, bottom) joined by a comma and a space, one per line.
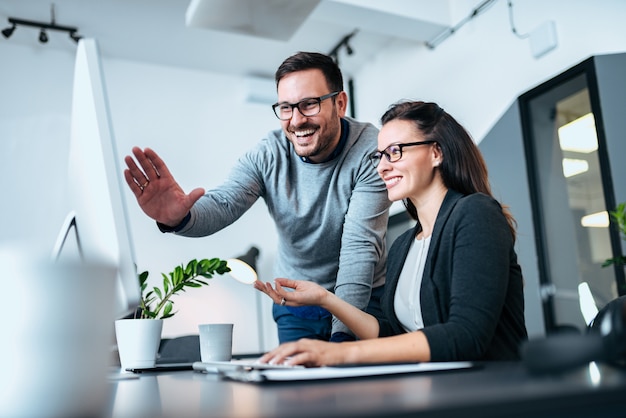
176, 117, 391, 335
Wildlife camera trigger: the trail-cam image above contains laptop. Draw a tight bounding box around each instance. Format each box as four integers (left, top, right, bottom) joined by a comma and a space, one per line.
125, 362, 195, 373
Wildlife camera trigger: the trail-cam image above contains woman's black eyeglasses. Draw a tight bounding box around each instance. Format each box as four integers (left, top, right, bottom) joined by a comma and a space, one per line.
368, 141, 437, 168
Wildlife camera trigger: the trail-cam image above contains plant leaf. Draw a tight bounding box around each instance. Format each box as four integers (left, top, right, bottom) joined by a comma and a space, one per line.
175, 266, 185, 286
185, 282, 202, 288
139, 271, 149, 286
603, 202, 626, 268
162, 275, 169, 294
602, 259, 615, 268
163, 301, 173, 317
186, 259, 197, 276
207, 258, 220, 271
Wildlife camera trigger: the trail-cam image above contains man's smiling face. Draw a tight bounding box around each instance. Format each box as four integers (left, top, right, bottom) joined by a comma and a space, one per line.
276, 68, 347, 163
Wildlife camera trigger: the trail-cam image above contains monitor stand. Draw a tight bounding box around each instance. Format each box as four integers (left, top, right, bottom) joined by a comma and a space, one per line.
51, 210, 83, 261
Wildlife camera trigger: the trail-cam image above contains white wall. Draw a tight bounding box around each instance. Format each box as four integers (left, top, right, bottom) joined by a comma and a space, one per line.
355, 0, 626, 142
2, 0, 626, 351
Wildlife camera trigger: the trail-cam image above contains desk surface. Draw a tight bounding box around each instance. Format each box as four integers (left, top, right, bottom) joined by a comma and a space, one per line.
108, 362, 626, 418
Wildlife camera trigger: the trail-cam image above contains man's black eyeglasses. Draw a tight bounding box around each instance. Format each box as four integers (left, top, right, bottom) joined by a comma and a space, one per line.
272, 91, 340, 120
368, 141, 437, 168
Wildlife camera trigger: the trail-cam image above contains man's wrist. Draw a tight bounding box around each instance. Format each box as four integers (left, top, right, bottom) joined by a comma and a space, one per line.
157, 212, 191, 233
330, 331, 355, 343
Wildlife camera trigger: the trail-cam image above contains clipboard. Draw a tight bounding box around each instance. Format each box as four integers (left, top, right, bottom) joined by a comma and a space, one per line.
192, 359, 305, 374
216, 361, 475, 383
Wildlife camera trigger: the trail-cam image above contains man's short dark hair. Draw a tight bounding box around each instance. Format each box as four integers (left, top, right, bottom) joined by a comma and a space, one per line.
275, 52, 344, 93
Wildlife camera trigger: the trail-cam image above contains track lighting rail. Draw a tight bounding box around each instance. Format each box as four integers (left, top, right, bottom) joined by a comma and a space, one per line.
2, 4, 82, 44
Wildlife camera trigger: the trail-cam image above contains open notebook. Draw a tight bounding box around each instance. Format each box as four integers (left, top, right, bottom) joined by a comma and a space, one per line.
193, 360, 475, 383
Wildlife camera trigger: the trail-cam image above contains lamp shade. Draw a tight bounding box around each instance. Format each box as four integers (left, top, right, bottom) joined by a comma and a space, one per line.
227, 246, 259, 284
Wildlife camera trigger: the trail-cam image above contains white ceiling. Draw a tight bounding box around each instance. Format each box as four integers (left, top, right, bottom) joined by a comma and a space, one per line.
0, 0, 452, 79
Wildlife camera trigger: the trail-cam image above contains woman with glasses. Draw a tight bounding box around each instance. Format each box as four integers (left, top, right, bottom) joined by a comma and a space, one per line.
255, 100, 528, 366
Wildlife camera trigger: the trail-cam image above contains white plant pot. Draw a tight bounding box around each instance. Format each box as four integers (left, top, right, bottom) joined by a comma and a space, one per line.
115, 319, 163, 371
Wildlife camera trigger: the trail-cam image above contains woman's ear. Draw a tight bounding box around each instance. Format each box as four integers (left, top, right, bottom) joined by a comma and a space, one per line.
432, 143, 443, 167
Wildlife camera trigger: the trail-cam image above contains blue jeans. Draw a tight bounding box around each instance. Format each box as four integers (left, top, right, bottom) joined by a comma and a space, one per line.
272, 285, 385, 343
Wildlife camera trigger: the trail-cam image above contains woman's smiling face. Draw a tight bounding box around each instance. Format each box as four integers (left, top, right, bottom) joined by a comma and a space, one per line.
376, 119, 440, 203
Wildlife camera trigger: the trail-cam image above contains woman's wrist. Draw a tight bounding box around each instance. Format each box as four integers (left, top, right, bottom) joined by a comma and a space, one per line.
318, 289, 338, 311
342, 341, 362, 364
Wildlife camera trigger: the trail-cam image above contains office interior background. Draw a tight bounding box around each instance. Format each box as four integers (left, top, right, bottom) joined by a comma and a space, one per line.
1, 0, 625, 354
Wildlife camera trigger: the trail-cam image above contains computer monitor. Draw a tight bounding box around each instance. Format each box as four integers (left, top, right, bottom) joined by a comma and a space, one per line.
53, 38, 141, 319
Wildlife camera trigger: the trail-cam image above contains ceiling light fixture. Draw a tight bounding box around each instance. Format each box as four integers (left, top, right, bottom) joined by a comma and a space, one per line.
3, 4, 82, 45
558, 113, 598, 154
39, 28, 48, 43
328, 29, 358, 66
1, 23, 16, 38
561, 158, 589, 178
69, 30, 81, 43
581, 211, 610, 228
425, 0, 496, 49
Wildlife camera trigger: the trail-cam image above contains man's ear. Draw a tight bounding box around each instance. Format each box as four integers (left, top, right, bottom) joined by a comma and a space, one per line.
335, 91, 349, 118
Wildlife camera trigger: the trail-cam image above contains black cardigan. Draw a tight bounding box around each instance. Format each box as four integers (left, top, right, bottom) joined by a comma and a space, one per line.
378, 190, 528, 361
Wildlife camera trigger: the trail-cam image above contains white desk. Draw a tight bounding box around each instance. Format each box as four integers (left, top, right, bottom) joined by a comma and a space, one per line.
107, 362, 626, 418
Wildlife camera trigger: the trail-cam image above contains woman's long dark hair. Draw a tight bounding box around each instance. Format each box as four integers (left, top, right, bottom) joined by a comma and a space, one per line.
380, 100, 517, 240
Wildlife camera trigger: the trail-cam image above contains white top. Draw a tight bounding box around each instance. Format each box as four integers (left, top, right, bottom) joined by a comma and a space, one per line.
394, 235, 431, 332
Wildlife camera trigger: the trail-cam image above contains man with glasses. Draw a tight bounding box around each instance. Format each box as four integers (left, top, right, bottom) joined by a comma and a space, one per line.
124, 52, 390, 344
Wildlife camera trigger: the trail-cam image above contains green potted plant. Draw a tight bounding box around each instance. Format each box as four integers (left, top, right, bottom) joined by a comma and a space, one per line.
603, 202, 626, 294
115, 257, 230, 370
136, 257, 231, 319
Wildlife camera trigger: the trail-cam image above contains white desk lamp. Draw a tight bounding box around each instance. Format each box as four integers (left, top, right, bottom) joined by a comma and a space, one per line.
227, 246, 260, 285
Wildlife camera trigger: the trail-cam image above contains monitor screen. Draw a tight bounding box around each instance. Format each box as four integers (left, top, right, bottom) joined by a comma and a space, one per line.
53, 38, 141, 319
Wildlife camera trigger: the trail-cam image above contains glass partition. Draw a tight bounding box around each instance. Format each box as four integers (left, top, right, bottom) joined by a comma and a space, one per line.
520, 61, 622, 331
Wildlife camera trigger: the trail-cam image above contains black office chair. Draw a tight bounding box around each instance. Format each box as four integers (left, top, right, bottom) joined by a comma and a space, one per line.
157, 335, 201, 364
521, 295, 626, 373
588, 295, 626, 366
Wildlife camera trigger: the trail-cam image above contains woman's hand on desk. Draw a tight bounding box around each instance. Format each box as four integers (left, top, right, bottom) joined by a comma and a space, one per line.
124, 146, 205, 226
259, 338, 354, 367
253, 278, 330, 307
